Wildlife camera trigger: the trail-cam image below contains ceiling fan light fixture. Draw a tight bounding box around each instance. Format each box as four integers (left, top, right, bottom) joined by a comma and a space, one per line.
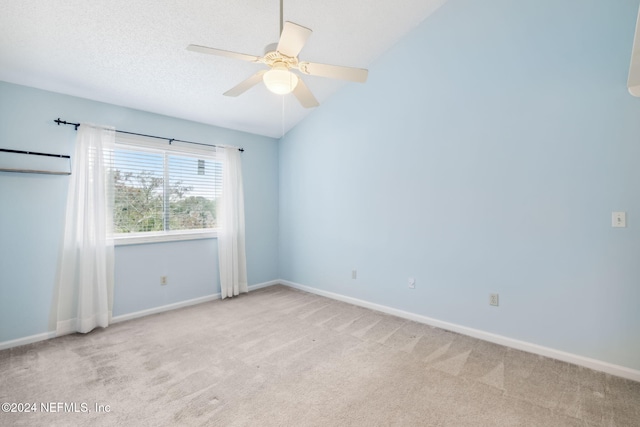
263, 65, 299, 95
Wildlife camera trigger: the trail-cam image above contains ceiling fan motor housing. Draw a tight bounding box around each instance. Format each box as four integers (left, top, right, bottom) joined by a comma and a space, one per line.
263, 51, 298, 69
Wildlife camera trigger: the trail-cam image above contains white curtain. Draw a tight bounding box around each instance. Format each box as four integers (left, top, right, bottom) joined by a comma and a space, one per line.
56, 123, 115, 334
217, 147, 248, 299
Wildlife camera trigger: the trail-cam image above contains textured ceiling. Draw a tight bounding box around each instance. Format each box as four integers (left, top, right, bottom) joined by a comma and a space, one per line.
0, 0, 447, 138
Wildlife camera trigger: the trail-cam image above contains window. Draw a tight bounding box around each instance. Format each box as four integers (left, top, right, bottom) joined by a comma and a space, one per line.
109, 135, 222, 245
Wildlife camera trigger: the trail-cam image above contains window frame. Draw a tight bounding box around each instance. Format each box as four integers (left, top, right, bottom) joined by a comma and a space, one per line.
111, 134, 220, 246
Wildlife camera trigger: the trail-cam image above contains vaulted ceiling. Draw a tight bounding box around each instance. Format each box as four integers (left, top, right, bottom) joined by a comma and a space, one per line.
0, 0, 448, 138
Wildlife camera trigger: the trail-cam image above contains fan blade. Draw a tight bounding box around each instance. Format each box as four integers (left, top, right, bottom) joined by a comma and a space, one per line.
187, 45, 261, 63
298, 61, 368, 83
224, 70, 268, 97
292, 78, 319, 108
277, 22, 312, 58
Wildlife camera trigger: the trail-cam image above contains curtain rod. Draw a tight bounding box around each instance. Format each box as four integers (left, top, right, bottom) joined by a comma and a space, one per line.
54, 118, 244, 152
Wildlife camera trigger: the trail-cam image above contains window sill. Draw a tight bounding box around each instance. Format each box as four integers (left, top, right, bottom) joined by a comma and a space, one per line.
114, 230, 217, 246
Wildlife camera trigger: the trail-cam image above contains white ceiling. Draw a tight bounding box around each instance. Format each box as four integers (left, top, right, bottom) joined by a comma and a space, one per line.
0, 0, 447, 138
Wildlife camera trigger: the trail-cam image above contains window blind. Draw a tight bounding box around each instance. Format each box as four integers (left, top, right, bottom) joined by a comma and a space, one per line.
110, 143, 222, 235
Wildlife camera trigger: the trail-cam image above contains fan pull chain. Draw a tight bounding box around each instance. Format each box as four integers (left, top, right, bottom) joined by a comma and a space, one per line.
279, 0, 284, 35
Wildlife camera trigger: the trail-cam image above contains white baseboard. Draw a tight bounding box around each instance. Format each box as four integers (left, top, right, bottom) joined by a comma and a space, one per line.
111, 294, 221, 324
0, 280, 281, 351
0, 331, 57, 351
249, 279, 280, 291
111, 279, 280, 324
279, 280, 640, 383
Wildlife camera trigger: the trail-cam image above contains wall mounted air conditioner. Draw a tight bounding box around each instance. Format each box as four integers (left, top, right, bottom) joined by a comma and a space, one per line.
0, 148, 71, 175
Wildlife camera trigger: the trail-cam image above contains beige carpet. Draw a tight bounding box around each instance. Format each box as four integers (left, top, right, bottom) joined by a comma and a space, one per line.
1, 285, 638, 426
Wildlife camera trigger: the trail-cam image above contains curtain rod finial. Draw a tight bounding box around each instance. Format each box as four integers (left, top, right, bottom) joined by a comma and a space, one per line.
54, 118, 79, 130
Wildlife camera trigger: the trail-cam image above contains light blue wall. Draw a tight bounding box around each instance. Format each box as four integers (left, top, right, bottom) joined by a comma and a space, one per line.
279, 0, 640, 370
0, 81, 279, 342
113, 240, 218, 317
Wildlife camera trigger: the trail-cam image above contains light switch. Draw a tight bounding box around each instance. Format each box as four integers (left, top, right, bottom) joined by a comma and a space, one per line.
612, 212, 626, 228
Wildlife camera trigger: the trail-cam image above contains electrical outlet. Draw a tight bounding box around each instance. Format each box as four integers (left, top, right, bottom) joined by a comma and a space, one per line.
612, 211, 626, 228
408, 277, 416, 289
161, 276, 168, 286
489, 293, 499, 306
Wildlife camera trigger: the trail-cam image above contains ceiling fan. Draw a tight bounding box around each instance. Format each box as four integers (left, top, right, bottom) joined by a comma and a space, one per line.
186, 2, 368, 108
